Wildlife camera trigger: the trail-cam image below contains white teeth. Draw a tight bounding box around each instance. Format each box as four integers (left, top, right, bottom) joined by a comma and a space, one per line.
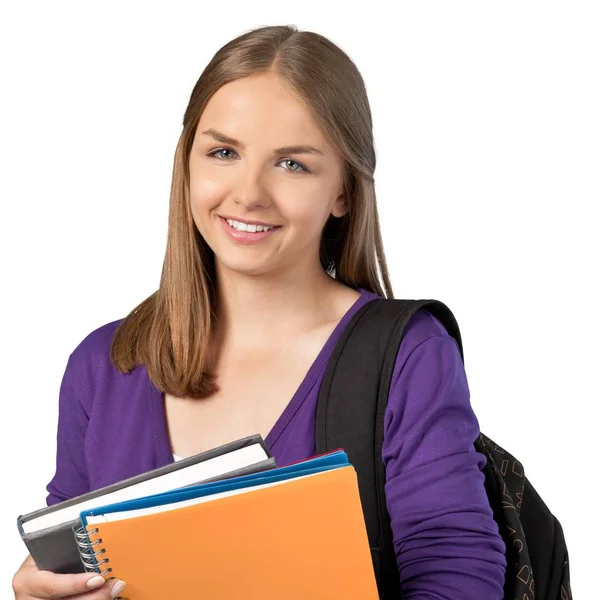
226, 219, 273, 233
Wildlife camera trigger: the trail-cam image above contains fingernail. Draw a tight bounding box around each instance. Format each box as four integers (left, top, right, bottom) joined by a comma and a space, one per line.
87, 575, 106, 589
111, 579, 126, 599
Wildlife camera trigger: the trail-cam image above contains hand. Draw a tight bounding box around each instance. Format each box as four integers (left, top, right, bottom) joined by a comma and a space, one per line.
12, 554, 126, 599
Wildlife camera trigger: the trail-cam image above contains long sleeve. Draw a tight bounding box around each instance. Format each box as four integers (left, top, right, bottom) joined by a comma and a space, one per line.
45, 354, 91, 506
382, 312, 507, 598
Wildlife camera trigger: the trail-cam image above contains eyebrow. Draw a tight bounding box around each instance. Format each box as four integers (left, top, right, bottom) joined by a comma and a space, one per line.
201, 128, 324, 156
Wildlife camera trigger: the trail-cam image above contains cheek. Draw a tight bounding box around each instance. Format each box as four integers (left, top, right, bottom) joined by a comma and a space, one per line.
281, 188, 333, 230
190, 177, 226, 220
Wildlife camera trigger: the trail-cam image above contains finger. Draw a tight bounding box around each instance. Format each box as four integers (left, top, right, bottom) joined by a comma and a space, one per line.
64, 578, 126, 600
27, 570, 108, 598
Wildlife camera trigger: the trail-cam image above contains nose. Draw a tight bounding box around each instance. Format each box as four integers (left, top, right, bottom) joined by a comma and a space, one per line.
232, 164, 271, 211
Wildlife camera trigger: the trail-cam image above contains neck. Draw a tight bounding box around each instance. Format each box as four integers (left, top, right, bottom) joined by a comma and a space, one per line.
212, 260, 347, 353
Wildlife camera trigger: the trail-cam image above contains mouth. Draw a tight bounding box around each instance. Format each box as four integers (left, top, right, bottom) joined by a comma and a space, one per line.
219, 216, 280, 233
218, 215, 281, 245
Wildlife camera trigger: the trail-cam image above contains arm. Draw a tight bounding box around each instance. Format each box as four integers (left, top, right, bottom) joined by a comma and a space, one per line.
45, 354, 91, 506
382, 319, 507, 599
12, 355, 126, 598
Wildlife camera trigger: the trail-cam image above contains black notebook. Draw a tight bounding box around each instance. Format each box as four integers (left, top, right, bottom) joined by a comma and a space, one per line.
17, 434, 275, 574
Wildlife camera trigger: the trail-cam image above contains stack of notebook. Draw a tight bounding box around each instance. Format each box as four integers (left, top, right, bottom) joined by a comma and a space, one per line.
17, 434, 379, 599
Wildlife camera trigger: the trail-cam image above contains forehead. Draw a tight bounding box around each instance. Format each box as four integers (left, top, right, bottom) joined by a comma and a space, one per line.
198, 73, 326, 145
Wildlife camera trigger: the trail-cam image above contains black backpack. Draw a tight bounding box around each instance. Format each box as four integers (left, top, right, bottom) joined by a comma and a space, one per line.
315, 298, 572, 600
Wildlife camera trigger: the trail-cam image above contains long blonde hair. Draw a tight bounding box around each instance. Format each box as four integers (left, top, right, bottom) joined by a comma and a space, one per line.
110, 24, 393, 399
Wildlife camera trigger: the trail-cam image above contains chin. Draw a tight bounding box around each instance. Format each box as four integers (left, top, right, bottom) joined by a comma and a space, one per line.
215, 256, 277, 277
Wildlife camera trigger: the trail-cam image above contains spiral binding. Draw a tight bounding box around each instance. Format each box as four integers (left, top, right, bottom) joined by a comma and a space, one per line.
73, 523, 127, 599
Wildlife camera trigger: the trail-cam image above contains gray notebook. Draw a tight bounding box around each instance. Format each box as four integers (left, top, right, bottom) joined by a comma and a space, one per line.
17, 434, 275, 574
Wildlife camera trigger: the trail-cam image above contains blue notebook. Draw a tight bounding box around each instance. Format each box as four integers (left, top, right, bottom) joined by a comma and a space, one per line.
79, 449, 350, 527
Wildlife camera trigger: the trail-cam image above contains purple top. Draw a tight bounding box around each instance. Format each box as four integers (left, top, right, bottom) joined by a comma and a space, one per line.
46, 288, 506, 598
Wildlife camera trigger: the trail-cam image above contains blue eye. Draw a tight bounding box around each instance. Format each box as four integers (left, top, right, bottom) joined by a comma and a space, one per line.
278, 158, 308, 173
207, 148, 310, 173
210, 148, 237, 161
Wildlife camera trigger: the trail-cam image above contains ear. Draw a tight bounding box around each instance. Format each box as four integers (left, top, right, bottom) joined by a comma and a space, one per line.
331, 189, 349, 218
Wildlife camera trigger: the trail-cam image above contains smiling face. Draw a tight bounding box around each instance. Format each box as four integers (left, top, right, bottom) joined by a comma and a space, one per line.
188, 71, 349, 280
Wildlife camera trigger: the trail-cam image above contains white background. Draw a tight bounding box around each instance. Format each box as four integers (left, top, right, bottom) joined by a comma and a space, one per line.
1, 1, 588, 596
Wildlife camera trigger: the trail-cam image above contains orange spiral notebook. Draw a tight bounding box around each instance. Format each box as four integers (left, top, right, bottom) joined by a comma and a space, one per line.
75, 450, 379, 599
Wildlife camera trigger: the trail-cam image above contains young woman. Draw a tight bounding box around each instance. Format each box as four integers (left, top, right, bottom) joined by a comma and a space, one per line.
13, 24, 507, 600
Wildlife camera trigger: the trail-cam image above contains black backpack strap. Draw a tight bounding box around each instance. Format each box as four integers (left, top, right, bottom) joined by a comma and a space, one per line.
315, 297, 463, 599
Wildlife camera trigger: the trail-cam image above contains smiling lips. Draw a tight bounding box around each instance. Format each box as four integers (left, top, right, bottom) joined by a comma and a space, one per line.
219, 215, 281, 244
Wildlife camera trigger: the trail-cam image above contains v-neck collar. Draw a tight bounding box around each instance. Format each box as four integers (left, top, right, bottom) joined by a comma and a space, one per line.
148, 288, 374, 466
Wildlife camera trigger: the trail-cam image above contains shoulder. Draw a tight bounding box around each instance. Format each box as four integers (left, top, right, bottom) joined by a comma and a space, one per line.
61, 318, 127, 408
358, 291, 460, 359
401, 306, 458, 350
67, 318, 125, 368
394, 305, 463, 377
358, 295, 464, 383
